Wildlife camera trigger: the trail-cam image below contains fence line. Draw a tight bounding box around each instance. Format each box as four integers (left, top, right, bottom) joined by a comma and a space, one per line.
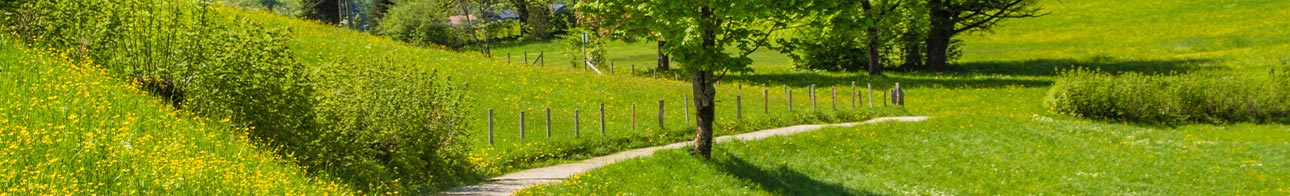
480, 83, 906, 144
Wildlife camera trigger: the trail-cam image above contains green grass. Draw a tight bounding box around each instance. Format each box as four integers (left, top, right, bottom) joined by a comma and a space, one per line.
519, 0, 1290, 194
0, 37, 350, 194
231, 10, 907, 179
523, 88, 1290, 195
492, 38, 798, 74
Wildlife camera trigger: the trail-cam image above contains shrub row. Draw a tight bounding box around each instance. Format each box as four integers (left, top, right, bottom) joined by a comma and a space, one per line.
3, 0, 471, 193
1045, 68, 1290, 124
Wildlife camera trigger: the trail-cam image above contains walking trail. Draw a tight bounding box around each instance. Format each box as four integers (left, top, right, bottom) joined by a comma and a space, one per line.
440, 116, 930, 196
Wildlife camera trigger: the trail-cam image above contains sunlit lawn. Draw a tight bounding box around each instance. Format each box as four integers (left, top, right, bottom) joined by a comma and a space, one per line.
518, 0, 1290, 194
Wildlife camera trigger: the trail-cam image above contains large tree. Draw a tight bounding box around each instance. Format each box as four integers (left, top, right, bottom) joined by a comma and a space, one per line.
859, 0, 902, 75
582, 0, 811, 158
924, 0, 1043, 70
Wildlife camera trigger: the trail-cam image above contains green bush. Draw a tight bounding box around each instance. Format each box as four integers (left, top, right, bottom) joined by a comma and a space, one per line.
4, 0, 316, 142
377, 0, 468, 49
1046, 68, 1290, 124
776, 27, 872, 72
311, 59, 474, 193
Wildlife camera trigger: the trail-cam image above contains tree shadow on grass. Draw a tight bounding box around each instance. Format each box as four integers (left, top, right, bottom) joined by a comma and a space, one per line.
725, 72, 1053, 89
955, 57, 1220, 77
712, 155, 879, 196
726, 58, 1220, 88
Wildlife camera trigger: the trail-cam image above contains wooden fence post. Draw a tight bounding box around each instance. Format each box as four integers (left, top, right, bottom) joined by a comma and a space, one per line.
737, 95, 743, 119
545, 107, 552, 139
832, 86, 837, 110
507, 52, 511, 64
868, 83, 874, 108
894, 82, 904, 106
519, 111, 526, 140
524, 51, 528, 65
599, 103, 606, 136
787, 86, 793, 112
657, 100, 665, 129
851, 81, 856, 109
810, 84, 817, 111
488, 109, 494, 145
610, 61, 615, 75
632, 103, 637, 130
539, 51, 545, 67
574, 109, 580, 137
683, 94, 690, 123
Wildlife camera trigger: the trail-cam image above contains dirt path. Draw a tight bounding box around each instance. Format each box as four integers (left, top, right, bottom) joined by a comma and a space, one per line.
440, 116, 930, 196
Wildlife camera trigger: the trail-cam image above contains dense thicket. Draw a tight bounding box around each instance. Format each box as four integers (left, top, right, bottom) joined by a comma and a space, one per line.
1046, 69, 1290, 124
2, 0, 472, 193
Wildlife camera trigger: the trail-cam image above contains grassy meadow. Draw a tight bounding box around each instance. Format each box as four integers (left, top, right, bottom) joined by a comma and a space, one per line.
4, 0, 1287, 194
0, 37, 351, 194
520, 0, 1290, 194
234, 10, 908, 178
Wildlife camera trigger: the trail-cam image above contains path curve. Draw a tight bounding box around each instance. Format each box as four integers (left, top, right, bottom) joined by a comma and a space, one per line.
440, 116, 930, 196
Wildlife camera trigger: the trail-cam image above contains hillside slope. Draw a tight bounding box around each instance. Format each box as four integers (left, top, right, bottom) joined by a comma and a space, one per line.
0, 38, 350, 194
233, 11, 905, 176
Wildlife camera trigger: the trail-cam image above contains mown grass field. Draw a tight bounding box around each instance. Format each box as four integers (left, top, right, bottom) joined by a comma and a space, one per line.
0, 37, 350, 194
520, 0, 1290, 194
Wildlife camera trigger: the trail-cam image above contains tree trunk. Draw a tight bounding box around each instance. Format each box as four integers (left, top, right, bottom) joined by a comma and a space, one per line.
925, 0, 953, 71
691, 70, 715, 158
693, 6, 716, 159
860, 0, 882, 75
657, 40, 670, 71
512, 0, 529, 36
901, 30, 923, 68
925, 28, 952, 71
866, 26, 882, 76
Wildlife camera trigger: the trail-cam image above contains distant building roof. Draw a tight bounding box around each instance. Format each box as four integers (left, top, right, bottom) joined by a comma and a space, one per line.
448, 15, 478, 25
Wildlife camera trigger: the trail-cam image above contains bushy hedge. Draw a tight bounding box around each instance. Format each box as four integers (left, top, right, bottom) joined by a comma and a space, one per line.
311, 60, 474, 193
376, 0, 468, 49
1046, 68, 1290, 124
3, 0, 473, 193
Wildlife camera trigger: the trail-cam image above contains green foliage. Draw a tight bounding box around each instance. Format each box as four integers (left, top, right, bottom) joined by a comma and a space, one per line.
776, 19, 872, 72
581, 0, 813, 74
5, 0, 476, 193
560, 28, 605, 69
0, 37, 352, 194
311, 60, 473, 193
6, 0, 316, 144
220, 0, 303, 16
299, 0, 339, 23
377, 0, 468, 49
1046, 69, 1290, 124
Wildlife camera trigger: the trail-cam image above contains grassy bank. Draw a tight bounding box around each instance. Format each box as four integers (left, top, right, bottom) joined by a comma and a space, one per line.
0, 38, 350, 194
